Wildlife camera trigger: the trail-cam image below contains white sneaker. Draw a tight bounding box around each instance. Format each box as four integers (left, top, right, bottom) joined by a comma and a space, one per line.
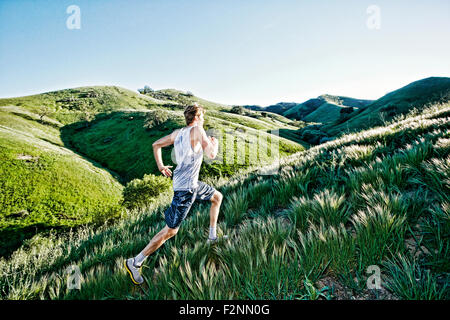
207, 235, 229, 244
124, 258, 144, 285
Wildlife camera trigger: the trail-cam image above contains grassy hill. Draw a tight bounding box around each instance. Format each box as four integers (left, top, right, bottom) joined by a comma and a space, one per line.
0, 86, 169, 125
322, 77, 450, 136
55, 88, 304, 184
302, 102, 344, 124
61, 107, 304, 184
0, 86, 304, 256
245, 102, 299, 115
282, 95, 373, 122
1, 100, 448, 300
0, 106, 124, 256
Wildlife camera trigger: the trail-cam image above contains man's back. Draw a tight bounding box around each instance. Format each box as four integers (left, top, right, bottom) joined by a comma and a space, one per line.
172, 125, 204, 191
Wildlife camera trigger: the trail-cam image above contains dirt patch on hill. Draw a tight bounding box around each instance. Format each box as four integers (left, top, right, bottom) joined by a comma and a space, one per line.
317, 276, 397, 300
16, 153, 39, 161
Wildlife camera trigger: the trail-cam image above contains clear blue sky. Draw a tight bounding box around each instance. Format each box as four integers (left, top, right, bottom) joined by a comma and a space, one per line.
1, 0, 449, 106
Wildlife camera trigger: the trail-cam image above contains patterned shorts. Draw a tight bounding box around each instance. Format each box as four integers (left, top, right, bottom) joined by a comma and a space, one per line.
164, 181, 216, 229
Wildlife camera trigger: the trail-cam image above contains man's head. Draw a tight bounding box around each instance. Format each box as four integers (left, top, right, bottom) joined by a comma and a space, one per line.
184, 102, 205, 127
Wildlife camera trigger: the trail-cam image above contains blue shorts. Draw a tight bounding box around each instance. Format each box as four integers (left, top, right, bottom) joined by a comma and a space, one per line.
165, 181, 217, 229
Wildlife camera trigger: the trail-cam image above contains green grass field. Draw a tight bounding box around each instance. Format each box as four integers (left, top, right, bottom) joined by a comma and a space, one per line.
1, 101, 448, 300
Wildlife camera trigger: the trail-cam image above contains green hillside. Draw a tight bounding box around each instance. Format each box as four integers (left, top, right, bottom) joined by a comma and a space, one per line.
322, 77, 450, 136
0, 106, 124, 256
282, 95, 373, 121
0, 82, 450, 300
142, 88, 232, 112
0, 86, 169, 125
61, 107, 304, 184
0, 86, 304, 256
1, 100, 448, 300
303, 102, 345, 124
256, 102, 298, 115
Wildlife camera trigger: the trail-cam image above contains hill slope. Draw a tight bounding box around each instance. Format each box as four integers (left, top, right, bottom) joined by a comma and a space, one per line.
0, 86, 305, 256
282, 94, 373, 121
1, 101, 448, 300
0, 106, 124, 256
322, 77, 450, 136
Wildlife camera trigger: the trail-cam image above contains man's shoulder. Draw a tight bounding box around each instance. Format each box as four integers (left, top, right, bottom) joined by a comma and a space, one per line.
171, 128, 182, 140
193, 125, 206, 134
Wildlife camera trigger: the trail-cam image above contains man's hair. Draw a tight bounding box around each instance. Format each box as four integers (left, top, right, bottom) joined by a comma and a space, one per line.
184, 102, 205, 125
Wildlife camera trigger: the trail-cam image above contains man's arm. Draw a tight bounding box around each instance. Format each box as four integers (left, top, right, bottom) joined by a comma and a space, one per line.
196, 127, 218, 159
152, 129, 179, 177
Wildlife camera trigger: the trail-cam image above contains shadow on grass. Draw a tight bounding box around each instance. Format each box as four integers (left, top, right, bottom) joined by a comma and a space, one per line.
59, 111, 184, 185
278, 128, 310, 149
0, 223, 69, 258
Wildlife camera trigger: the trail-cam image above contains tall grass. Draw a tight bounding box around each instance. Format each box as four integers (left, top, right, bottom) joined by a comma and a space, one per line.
288, 187, 351, 230
352, 204, 407, 269
297, 222, 356, 277
222, 187, 249, 227
383, 254, 448, 300
419, 201, 450, 273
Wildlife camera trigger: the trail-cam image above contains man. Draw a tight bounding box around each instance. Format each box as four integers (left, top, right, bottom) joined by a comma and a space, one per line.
124, 103, 225, 285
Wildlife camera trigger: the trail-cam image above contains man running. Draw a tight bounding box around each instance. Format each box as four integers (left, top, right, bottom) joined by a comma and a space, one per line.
124, 103, 225, 285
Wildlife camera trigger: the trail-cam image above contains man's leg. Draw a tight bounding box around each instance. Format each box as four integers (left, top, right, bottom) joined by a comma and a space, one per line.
141, 225, 178, 257
125, 225, 178, 285
131, 190, 194, 268
132, 225, 178, 267
208, 190, 223, 240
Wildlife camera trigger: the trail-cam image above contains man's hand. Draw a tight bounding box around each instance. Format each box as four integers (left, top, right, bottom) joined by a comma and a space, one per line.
158, 165, 173, 177
209, 136, 217, 145
208, 136, 219, 159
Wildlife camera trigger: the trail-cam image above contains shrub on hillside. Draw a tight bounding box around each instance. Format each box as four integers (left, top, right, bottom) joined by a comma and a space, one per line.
37, 105, 54, 121
122, 173, 172, 210
340, 106, 354, 114
300, 129, 328, 145
231, 106, 245, 115
143, 110, 170, 130
335, 113, 352, 125
138, 85, 154, 94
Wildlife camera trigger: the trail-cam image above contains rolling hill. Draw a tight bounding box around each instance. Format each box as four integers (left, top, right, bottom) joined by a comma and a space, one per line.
245, 102, 299, 115
0, 86, 305, 256
321, 77, 450, 136
0, 105, 125, 256
242, 77, 450, 147
1, 99, 448, 300
282, 95, 374, 122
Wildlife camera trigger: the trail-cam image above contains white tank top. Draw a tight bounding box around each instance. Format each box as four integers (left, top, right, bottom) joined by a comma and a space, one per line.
172, 125, 203, 191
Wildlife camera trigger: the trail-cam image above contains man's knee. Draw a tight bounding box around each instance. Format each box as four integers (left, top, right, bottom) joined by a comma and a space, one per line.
165, 226, 179, 238
211, 191, 223, 204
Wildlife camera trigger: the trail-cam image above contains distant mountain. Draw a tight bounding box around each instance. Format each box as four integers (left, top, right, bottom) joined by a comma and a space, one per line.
282, 95, 373, 122
242, 102, 298, 115
241, 105, 264, 111
245, 96, 373, 123
265, 102, 299, 114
